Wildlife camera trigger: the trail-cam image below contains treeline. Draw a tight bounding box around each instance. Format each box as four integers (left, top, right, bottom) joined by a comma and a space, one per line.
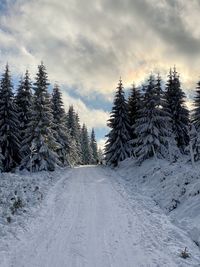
0, 63, 99, 172
105, 67, 200, 166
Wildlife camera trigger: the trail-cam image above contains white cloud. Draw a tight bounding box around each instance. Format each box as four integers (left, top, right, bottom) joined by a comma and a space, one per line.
0, 0, 199, 140
62, 91, 109, 129
0, 0, 200, 99
97, 138, 107, 151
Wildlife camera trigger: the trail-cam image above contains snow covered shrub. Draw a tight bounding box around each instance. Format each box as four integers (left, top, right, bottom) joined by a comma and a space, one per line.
180, 247, 190, 259
10, 197, 23, 215
168, 199, 180, 212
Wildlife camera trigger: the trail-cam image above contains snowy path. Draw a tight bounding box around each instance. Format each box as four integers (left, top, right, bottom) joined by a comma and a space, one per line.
3, 166, 200, 267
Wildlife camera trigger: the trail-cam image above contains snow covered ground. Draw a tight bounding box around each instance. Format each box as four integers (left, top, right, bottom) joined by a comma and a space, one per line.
116, 158, 200, 259
0, 168, 72, 266
1, 165, 200, 266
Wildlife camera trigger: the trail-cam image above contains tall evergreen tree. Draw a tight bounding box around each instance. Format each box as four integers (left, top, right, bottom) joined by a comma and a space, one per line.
90, 128, 98, 164
81, 124, 92, 165
163, 68, 189, 152
15, 70, 33, 161
98, 148, 104, 163
51, 84, 70, 166
192, 80, 200, 131
128, 83, 141, 153
0, 65, 20, 171
66, 106, 82, 164
128, 83, 141, 129
105, 79, 132, 166
22, 63, 59, 171
186, 123, 200, 162
133, 74, 170, 163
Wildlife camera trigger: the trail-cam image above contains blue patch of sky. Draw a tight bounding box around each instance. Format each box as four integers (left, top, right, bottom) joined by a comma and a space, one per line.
95, 127, 108, 144
0, 1, 8, 13
64, 86, 112, 113
0, 0, 16, 14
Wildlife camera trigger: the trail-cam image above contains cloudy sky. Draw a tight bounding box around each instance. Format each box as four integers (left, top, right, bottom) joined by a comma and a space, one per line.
0, 0, 200, 148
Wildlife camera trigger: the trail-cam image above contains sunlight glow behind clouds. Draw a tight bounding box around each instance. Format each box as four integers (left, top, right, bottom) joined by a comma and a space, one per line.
0, 0, 200, 139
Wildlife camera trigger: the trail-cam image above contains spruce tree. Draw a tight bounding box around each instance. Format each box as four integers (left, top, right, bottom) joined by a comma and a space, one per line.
163, 68, 189, 152
98, 148, 104, 163
186, 123, 200, 162
128, 83, 141, 130
81, 124, 92, 165
51, 84, 70, 166
133, 74, 169, 163
0, 65, 20, 171
192, 80, 200, 131
128, 83, 141, 154
22, 63, 59, 171
15, 70, 33, 161
105, 79, 132, 166
90, 128, 98, 164
66, 106, 82, 164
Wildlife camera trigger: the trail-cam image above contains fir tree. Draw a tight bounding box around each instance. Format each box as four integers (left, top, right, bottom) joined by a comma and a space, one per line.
51, 84, 70, 166
22, 63, 59, 171
90, 128, 98, 164
192, 80, 200, 131
133, 74, 169, 163
81, 124, 92, 165
15, 70, 33, 161
66, 106, 82, 164
128, 83, 141, 153
163, 68, 189, 152
105, 79, 132, 166
186, 123, 200, 162
0, 64, 20, 171
98, 148, 104, 163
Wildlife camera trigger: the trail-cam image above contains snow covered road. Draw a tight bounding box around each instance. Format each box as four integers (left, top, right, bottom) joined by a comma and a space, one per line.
3, 166, 200, 267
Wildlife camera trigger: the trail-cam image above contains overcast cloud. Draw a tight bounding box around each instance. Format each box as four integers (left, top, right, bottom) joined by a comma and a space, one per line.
0, 0, 200, 145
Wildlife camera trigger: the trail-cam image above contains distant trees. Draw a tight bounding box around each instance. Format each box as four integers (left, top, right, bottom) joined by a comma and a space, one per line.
0, 63, 99, 172
2, 61, 199, 170
105, 67, 193, 167
90, 128, 98, 164
66, 105, 82, 165
81, 124, 92, 165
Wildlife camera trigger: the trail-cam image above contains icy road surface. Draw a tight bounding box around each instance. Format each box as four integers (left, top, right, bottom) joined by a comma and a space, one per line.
4, 166, 200, 267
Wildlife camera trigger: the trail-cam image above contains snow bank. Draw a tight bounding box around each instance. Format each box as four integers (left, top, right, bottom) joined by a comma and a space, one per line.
116, 157, 200, 249
0, 168, 70, 255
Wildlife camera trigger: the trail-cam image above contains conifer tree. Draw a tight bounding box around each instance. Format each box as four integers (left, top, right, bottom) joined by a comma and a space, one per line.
133, 74, 169, 163
128, 83, 141, 130
81, 124, 92, 165
98, 148, 104, 163
163, 68, 189, 152
22, 63, 59, 171
51, 84, 70, 166
186, 123, 200, 162
192, 80, 200, 131
90, 128, 98, 164
128, 83, 141, 153
105, 79, 132, 166
15, 70, 33, 161
66, 106, 82, 164
0, 65, 20, 171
